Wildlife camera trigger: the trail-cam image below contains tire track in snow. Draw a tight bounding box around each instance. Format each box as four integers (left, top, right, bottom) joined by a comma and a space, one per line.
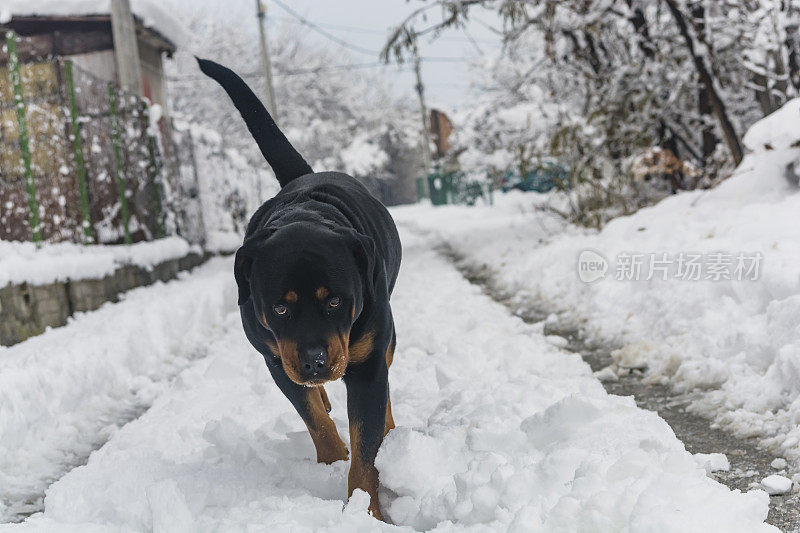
0, 258, 237, 523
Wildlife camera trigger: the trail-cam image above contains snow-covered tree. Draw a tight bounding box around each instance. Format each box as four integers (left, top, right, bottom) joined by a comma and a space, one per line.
386, 0, 800, 225
165, 14, 422, 206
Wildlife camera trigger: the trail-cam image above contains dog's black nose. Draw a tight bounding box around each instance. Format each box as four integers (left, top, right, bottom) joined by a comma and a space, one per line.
299, 346, 327, 377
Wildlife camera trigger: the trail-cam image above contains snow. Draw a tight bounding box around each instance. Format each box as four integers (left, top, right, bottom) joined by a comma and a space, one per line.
0, 231, 775, 531
0, 237, 193, 287
594, 366, 619, 382
0, 258, 236, 522
203, 231, 242, 255
760, 475, 793, 496
694, 453, 731, 474
393, 98, 800, 470
743, 97, 800, 151
172, 119, 279, 241
771, 458, 788, 470
3, 0, 189, 47
340, 134, 389, 177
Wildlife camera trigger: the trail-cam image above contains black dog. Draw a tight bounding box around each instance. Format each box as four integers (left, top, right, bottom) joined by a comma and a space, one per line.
198, 58, 401, 519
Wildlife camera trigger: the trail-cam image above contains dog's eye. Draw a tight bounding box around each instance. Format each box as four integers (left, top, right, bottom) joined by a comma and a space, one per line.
328, 297, 341, 308
273, 304, 288, 315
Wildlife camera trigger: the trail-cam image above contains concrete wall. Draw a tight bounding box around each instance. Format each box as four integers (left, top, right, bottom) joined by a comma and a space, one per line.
0, 252, 209, 347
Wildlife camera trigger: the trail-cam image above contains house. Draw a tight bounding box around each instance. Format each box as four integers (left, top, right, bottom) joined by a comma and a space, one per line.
0, 1, 188, 244
0, 0, 186, 111
429, 108, 454, 160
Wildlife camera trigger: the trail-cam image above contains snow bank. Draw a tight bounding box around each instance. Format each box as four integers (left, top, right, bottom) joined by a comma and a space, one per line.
3, 0, 189, 47
394, 99, 800, 470
0, 237, 193, 287
204, 231, 242, 255
1, 231, 775, 531
0, 258, 237, 521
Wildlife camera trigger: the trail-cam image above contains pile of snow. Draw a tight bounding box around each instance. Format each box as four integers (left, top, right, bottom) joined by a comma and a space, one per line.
761, 475, 793, 496
1, 232, 775, 531
394, 98, 800, 470
2, 0, 189, 47
693, 453, 731, 474
0, 258, 237, 521
743, 98, 800, 152
0, 237, 194, 287
203, 231, 242, 254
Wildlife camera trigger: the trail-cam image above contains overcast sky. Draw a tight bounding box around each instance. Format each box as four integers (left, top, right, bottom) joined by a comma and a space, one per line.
172, 0, 504, 113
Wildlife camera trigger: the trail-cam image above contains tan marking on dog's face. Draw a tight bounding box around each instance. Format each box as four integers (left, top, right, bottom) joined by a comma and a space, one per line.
284, 291, 298, 304
326, 331, 350, 381
265, 338, 279, 354
348, 329, 375, 364
259, 311, 271, 330
315, 287, 329, 301
276, 338, 304, 384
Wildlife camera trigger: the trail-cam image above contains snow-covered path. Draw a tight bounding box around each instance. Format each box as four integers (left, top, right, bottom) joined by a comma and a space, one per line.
0, 259, 237, 521
1, 229, 776, 532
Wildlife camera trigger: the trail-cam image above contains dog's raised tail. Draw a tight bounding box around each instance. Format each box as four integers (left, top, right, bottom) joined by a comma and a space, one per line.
196, 58, 312, 187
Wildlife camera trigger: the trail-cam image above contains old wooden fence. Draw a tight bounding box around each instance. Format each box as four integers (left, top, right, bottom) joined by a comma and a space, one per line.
0, 30, 202, 245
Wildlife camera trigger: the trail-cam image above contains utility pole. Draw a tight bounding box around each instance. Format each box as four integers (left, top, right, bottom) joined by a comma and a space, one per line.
412, 44, 432, 194
256, 0, 279, 118
110, 0, 143, 96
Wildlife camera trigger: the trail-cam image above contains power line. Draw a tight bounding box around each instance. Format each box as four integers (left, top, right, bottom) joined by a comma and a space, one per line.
255, 0, 278, 117
268, 14, 388, 35
267, 13, 500, 45
423, 57, 472, 63
168, 55, 471, 84
167, 61, 415, 82
269, 0, 382, 56
269, 0, 492, 59
168, 57, 473, 83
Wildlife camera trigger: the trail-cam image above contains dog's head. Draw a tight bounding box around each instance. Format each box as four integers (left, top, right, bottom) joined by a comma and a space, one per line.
235, 222, 375, 386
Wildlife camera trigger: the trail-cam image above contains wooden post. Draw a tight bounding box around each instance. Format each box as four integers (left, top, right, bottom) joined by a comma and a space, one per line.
64, 60, 94, 243
255, 0, 278, 118
412, 43, 432, 199
108, 83, 132, 244
110, 0, 143, 96
147, 134, 166, 238
6, 31, 42, 243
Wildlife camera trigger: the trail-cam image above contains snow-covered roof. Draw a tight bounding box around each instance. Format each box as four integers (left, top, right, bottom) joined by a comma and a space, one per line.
0, 0, 189, 49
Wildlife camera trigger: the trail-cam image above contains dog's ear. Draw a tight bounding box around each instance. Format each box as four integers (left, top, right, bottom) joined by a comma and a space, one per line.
234, 227, 274, 305
234, 248, 254, 306
342, 229, 377, 301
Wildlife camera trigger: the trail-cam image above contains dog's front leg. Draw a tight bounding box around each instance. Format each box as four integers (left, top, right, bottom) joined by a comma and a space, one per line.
343, 347, 389, 520
262, 353, 349, 464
